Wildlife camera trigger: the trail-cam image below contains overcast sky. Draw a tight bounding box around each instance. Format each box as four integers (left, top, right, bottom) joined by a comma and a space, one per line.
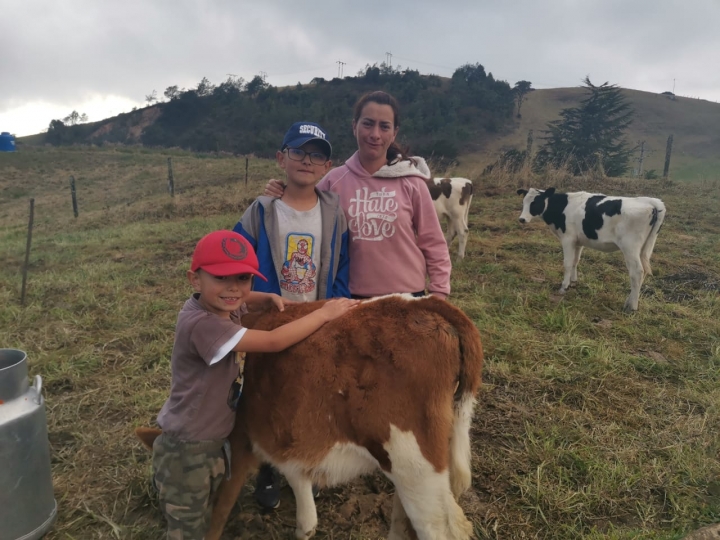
1, 0, 719, 137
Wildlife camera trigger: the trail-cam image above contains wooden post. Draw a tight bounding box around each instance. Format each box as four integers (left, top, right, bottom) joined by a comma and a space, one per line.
20, 198, 35, 306
637, 141, 645, 178
663, 135, 673, 179
245, 157, 249, 186
167, 157, 175, 197
525, 129, 534, 156
70, 175, 79, 217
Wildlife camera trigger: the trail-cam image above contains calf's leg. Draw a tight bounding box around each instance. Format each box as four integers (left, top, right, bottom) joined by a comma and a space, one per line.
283, 469, 318, 539
384, 427, 472, 540
623, 251, 645, 312
205, 434, 258, 540
455, 216, 469, 260
570, 246, 583, 285
388, 492, 417, 540
559, 242, 579, 293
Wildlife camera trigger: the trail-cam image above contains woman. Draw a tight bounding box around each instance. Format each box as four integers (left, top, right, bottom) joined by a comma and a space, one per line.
265, 91, 451, 299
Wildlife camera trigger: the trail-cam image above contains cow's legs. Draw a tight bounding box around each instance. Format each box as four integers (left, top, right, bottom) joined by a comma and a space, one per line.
283, 470, 318, 539
559, 242, 579, 293
205, 435, 258, 540
623, 251, 645, 312
445, 216, 457, 246
384, 427, 472, 540
388, 491, 416, 540
570, 246, 583, 285
456, 217, 469, 260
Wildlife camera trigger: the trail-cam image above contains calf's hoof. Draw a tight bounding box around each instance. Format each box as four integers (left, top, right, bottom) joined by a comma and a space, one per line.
623, 301, 638, 313
296, 526, 316, 539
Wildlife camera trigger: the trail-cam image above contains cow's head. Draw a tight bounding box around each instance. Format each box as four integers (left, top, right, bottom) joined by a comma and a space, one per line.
517, 188, 555, 223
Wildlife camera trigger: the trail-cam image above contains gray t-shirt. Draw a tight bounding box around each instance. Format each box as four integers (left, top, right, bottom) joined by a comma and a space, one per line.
157, 294, 247, 441
275, 199, 323, 302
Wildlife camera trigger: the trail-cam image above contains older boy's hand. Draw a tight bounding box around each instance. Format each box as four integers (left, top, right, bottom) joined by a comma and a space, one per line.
318, 298, 360, 322
264, 179, 286, 198
268, 294, 293, 312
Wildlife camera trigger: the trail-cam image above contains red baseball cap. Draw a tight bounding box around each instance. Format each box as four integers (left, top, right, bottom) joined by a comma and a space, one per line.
191, 230, 268, 281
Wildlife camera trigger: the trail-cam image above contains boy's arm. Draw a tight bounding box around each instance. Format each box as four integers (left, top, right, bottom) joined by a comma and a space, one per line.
233, 201, 260, 246
233, 298, 358, 353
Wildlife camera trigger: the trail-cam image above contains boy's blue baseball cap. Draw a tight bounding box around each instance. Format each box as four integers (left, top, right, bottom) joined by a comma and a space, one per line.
281, 122, 332, 158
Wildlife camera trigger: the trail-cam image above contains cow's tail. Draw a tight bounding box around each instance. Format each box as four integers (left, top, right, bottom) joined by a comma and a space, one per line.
420, 297, 483, 497
641, 199, 666, 276
135, 426, 163, 451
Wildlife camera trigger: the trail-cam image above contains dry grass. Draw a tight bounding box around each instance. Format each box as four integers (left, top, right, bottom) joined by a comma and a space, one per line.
1, 147, 720, 539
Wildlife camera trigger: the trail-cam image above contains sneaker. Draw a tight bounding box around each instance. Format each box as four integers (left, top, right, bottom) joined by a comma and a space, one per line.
255, 464, 281, 510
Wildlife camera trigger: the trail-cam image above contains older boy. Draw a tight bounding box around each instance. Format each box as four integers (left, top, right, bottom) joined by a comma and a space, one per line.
152, 230, 356, 539
234, 121, 349, 301
233, 121, 350, 509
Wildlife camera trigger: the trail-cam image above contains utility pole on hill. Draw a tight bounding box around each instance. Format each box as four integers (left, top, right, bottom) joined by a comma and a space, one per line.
336, 60, 346, 78
386, 52, 392, 68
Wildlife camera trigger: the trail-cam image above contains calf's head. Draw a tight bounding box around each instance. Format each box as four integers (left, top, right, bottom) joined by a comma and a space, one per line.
517, 188, 555, 223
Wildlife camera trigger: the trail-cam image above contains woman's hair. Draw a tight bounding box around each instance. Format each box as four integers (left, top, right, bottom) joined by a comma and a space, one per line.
352, 91, 412, 164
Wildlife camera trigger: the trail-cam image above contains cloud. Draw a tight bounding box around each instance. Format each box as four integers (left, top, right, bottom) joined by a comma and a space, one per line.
1, 0, 719, 136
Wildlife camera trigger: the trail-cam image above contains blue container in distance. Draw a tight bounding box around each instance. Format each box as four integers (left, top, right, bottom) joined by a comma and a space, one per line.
0, 349, 57, 540
0, 132, 16, 152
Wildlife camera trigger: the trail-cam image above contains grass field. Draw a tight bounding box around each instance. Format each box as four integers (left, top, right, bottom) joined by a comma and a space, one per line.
1, 146, 720, 539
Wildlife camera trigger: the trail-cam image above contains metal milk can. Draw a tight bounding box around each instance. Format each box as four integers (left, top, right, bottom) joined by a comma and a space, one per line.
0, 349, 57, 540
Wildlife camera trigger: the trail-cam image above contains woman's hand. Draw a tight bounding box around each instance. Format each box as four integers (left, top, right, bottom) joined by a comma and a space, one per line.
264, 179, 286, 198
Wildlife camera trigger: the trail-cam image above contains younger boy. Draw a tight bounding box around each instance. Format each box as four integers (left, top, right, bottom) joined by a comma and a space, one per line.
233, 122, 350, 509
152, 229, 356, 539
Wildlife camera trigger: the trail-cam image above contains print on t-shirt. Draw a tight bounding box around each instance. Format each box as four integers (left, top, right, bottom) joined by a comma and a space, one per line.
281, 233, 317, 295
348, 187, 398, 241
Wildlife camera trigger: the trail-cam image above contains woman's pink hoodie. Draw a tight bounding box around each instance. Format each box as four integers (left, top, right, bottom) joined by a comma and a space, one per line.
317, 152, 451, 298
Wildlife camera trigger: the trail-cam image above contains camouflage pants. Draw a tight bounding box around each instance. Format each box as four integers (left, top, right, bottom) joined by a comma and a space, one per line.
152, 433, 227, 540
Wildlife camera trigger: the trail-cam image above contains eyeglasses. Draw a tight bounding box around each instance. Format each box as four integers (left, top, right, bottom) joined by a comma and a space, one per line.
285, 148, 329, 165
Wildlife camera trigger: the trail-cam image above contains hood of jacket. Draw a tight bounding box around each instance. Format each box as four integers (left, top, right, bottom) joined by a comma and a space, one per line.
345, 152, 432, 180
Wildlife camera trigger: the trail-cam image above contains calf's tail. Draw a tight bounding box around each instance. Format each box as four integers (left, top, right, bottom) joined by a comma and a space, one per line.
641, 199, 666, 276
135, 426, 163, 451
420, 297, 483, 497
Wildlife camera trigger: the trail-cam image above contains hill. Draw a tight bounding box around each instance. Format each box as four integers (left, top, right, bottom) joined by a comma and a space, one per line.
470, 87, 720, 180
17, 75, 720, 180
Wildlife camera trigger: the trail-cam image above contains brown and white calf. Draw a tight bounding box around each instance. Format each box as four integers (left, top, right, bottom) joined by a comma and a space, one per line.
136, 294, 483, 540
425, 178, 474, 259
517, 187, 666, 311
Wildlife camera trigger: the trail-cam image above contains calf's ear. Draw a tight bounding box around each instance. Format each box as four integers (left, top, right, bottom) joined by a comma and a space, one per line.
517, 189, 528, 196
544, 187, 555, 196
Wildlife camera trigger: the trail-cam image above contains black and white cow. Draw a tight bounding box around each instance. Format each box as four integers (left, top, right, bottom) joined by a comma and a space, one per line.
426, 178, 474, 259
517, 187, 666, 311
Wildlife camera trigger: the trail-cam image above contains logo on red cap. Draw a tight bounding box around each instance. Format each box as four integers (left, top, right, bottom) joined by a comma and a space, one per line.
222, 238, 248, 260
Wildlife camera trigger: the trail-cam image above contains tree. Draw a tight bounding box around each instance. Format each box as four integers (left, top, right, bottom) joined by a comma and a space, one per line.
513, 80, 532, 118
145, 90, 158, 106
535, 76, 635, 177
245, 74, 269, 96
62, 110, 84, 125
196, 77, 215, 96
164, 85, 180, 101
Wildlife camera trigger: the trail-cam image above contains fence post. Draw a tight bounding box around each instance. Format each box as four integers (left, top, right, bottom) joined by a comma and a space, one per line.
70, 175, 79, 217
663, 134, 673, 179
245, 157, 249, 186
20, 198, 35, 306
167, 157, 175, 197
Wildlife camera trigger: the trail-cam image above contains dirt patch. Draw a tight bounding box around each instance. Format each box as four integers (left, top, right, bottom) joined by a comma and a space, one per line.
651, 268, 720, 302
